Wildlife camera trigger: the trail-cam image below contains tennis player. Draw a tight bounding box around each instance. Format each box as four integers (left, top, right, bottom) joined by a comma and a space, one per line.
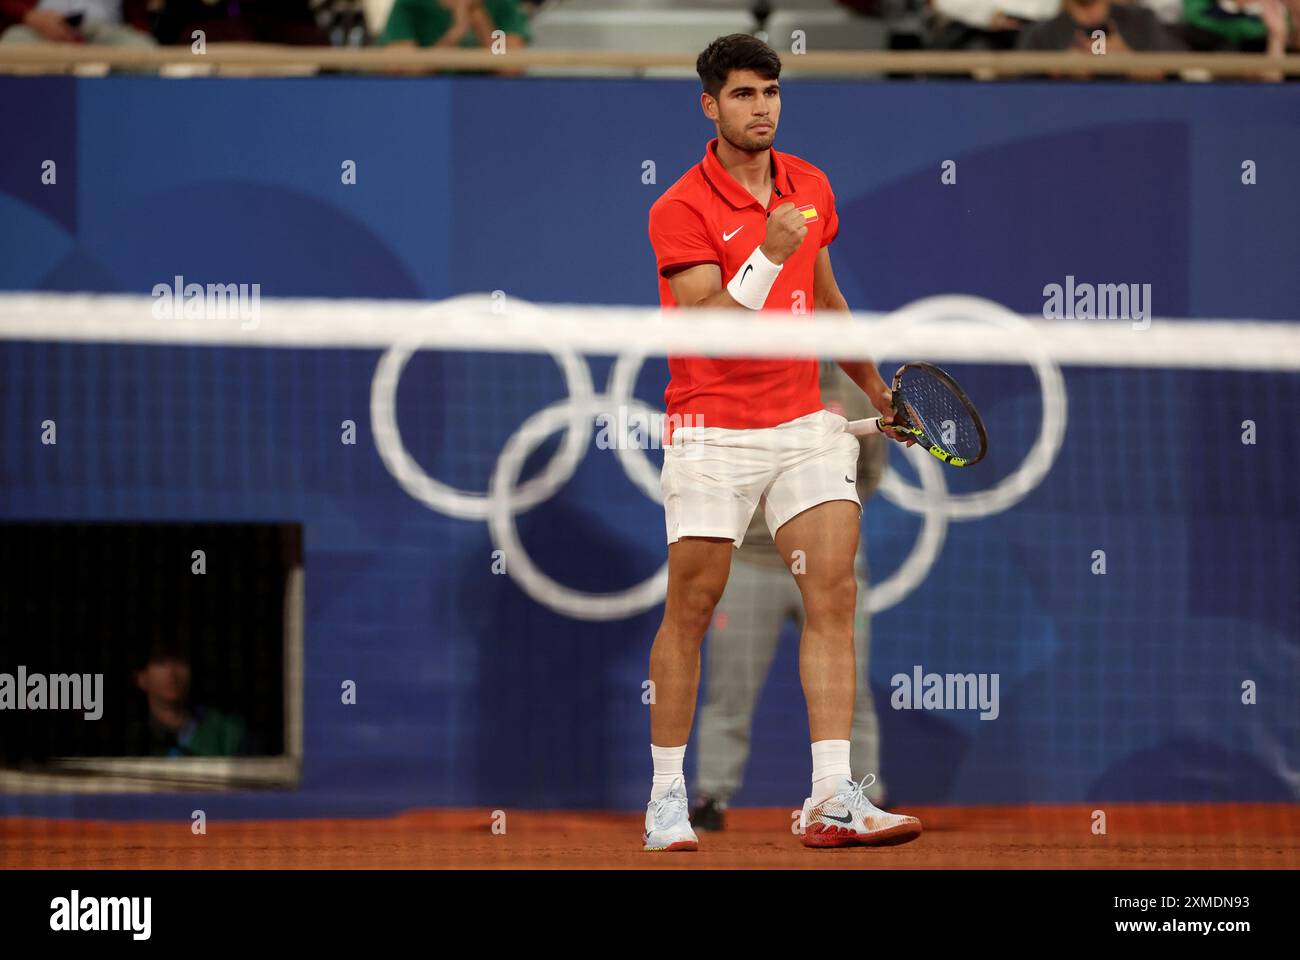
642, 34, 922, 851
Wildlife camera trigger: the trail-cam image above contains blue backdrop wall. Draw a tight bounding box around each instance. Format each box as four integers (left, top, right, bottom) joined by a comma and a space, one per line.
1, 77, 1297, 818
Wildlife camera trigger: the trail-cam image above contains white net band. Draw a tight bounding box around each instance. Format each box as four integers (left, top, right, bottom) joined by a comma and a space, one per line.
1, 292, 1298, 371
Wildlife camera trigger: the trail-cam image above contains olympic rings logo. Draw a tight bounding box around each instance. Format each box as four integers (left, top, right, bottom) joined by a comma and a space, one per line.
370, 294, 1068, 621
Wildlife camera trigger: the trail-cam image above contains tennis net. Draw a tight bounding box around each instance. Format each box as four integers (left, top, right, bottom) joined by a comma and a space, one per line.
0, 290, 1296, 816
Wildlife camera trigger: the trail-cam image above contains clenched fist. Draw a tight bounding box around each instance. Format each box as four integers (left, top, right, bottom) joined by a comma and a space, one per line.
760, 202, 807, 265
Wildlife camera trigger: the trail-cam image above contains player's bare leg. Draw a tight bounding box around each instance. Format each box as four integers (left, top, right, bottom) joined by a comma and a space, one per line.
643, 535, 732, 851
774, 499, 860, 743
650, 535, 733, 743
776, 499, 922, 847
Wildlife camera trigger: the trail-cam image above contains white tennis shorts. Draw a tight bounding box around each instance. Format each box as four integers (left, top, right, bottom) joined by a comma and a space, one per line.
660, 408, 861, 547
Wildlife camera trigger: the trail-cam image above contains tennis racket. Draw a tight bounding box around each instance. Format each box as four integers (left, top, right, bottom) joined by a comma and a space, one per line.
846, 361, 988, 467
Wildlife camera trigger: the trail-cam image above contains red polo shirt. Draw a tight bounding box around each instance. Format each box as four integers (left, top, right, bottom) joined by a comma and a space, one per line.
648, 138, 840, 441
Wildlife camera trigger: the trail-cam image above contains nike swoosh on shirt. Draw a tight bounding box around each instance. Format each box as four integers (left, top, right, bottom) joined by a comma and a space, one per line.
722, 226, 744, 241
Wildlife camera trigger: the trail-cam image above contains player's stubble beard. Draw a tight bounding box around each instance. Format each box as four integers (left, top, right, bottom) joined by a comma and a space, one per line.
718, 113, 777, 155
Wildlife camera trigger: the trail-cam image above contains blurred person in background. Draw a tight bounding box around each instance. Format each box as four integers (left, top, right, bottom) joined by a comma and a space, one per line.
310, 0, 370, 46
1135, 0, 1187, 28
128, 639, 254, 757
0, 0, 153, 46
1182, 0, 1300, 52
1018, 0, 1185, 49
152, 0, 329, 45
1019, 0, 1185, 77
926, 0, 1060, 49
1131, 0, 1201, 46
691, 362, 891, 830
379, 0, 529, 51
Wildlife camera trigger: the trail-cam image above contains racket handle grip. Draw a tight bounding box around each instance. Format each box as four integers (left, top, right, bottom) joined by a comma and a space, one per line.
845, 417, 882, 437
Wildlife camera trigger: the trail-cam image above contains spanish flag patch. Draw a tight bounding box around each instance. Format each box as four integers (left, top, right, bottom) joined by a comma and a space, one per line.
797, 204, 818, 223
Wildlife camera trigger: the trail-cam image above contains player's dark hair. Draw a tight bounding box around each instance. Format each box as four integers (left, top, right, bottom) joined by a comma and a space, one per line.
696, 34, 781, 101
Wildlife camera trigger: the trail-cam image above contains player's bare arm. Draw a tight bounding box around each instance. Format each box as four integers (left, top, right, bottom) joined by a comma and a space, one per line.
813, 247, 913, 444
665, 201, 807, 308
664, 262, 732, 309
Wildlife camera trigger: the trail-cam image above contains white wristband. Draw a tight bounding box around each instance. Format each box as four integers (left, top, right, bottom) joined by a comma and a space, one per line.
726, 245, 783, 310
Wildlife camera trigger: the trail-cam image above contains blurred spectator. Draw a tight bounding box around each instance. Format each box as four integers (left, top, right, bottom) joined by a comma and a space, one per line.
379, 0, 530, 51
311, 0, 370, 46
928, 0, 1061, 49
0, 1, 154, 45
1019, 0, 1184, 74
1136, 0, 1186, 25
1182, 0, 1299, 51
1132, 0, 1202, 51
128, 640, 254, 758
153, 0, 329, 46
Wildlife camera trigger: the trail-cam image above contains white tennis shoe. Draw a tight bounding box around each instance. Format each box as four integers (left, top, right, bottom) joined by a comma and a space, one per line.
643, 778, 699, 852
800, 774, 922, 848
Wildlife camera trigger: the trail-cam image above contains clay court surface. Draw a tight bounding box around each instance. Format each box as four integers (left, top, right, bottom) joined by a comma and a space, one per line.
3, 804, 1297, 869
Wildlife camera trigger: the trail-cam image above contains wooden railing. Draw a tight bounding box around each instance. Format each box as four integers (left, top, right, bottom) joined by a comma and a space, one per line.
1, 44, 1299, 78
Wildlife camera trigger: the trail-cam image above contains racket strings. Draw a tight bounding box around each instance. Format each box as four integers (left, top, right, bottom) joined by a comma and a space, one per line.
897, 369, 984, 460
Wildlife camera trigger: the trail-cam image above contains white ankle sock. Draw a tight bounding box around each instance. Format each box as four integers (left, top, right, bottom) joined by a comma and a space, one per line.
811, 739, 851, 804
650, 743, 687, 802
